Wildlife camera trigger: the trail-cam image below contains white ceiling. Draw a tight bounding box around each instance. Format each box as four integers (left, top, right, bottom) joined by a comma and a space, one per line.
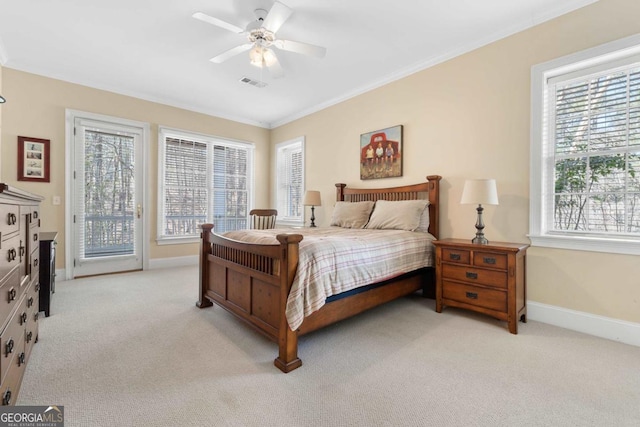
0, 0, 597, 128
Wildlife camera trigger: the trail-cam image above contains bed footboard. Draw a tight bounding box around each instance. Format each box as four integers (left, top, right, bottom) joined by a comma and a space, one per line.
197, 224, 304, 372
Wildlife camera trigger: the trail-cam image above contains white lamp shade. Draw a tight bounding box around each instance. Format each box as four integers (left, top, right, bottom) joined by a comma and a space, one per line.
303, 190, 321, 206
460, 179, 499, 205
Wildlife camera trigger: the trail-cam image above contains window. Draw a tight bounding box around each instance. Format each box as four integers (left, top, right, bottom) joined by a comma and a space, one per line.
276, 137, 305, 225
530, 34, 640, 255
157, 127, 254, 243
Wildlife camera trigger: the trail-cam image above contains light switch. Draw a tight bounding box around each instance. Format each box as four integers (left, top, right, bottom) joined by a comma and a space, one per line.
52, 196, 61, 205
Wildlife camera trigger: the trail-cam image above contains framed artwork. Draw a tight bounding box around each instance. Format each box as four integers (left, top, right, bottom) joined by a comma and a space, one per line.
18, 136, 50, 182
360, 125, 403, 180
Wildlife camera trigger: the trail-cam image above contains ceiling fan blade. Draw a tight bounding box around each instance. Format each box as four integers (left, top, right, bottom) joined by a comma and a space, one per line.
192, 12, 244, 34
269, 55, 285, 79
262, 1, 293, 33
210, 43, 254, 63
273, 39, 326, 58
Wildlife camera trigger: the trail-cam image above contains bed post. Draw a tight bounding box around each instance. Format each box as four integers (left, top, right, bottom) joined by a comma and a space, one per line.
336, 183, 346, 202
426, 175, 442, 239
196, 223, 214, 308
273, 233, 304, 373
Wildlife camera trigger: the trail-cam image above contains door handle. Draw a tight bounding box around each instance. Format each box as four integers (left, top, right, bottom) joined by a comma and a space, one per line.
137, 204, 142, 219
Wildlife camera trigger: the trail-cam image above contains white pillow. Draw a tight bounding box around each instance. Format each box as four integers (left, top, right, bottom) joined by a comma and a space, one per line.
329, 201, 375, 229
365, 200, 429, 231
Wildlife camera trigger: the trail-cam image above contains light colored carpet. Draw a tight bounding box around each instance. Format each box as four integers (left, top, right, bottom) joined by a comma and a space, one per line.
17, 266, 640, 426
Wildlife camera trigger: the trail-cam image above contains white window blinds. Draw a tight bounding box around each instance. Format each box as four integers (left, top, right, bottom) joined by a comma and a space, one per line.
551, 66, 640, 235
276, 138, 304, 224
158, 127, 253, 241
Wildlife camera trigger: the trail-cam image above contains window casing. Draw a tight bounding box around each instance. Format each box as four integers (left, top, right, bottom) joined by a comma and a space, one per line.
530, 34, 640, 255
276, 137, 305, 226
157, 127, 254, 243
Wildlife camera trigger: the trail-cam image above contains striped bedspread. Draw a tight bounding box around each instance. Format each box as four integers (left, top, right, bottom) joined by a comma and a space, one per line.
222, 227, 435, 330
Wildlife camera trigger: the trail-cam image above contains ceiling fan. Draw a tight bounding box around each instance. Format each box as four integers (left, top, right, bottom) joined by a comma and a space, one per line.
193, 1, 326, 78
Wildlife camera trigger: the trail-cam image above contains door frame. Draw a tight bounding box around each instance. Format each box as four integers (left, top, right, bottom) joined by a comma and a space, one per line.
65, 109, 150, 279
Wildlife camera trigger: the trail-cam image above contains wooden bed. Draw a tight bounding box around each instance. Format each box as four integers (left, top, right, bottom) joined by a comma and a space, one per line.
197, 175, 441, 372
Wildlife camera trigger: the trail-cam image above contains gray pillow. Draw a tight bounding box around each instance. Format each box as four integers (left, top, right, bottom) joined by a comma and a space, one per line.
365, 200, 429, 231
329, 201, 375, 228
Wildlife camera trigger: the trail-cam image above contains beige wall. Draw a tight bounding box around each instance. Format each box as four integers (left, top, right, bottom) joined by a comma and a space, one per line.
0, 70, 270, 268
270, 0, 640, 324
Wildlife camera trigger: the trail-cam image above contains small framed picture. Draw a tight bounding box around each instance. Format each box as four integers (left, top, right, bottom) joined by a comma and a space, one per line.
360, 125, 403, 180
18, 136, 50, 182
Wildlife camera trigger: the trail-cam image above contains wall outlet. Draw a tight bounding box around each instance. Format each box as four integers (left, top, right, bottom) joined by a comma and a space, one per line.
52, 196, 61, 205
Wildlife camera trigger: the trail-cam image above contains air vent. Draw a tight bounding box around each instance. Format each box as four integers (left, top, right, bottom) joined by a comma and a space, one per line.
239, 77, 267, 88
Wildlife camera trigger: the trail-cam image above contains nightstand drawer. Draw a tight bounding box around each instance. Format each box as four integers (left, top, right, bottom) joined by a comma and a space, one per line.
442, 264, 507, 289
473, 252, 507, 270
442, 280, 507, 312
442, 248, 470, 264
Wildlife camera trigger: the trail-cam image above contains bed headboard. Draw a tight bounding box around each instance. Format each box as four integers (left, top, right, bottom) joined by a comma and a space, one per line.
335, 175, 442, 239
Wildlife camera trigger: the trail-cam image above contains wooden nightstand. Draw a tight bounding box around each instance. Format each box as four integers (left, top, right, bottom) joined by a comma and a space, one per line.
433, 238, 529, 334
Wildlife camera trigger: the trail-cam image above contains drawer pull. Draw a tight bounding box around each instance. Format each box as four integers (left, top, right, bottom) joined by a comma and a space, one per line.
18, 352, 25, 366
449, 253, 461, 261
2, 390, 11, 406
34, 259, 39, 267
33, 233, 38, 241
27, 297, 34, 308
34, 312, 39, 322
6, 213, 16, 225
35, 283, 40, 292
466, 292, 478, 300
8, 287, 16, 302
7, 248, 17, 262
33, 211, 38, 219
483, 257, 496, 265
5, 339, 14, 356
26, 331, 33, 343
20, 312, 27, 325
465, 272, 478, 279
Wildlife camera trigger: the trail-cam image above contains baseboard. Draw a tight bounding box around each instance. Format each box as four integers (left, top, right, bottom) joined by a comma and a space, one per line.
528, 301, 640, 348
148, 255, 198, 270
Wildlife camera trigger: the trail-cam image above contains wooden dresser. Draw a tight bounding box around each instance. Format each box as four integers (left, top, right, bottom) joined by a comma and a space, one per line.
0, 184, 43, 405
433, 238, 529, 334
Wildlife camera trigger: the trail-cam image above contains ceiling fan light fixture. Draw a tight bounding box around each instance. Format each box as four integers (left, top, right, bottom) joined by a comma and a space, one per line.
249, 46, 265, 67
262, 48, 277, 67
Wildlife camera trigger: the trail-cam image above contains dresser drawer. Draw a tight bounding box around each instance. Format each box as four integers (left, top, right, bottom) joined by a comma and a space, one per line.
30, 248, 39, 278
0, 297, 27, 384
25, 289, 38, 362
30, 207, 40, 228
473, 252, 507, 270
442, 264, 507, 289
442, 248, 470, 264
0, 235, 21, 285
442, 280, 507, 313
0, 335, 26, 406
0, 205, 20, 241
0, 268, 20, 331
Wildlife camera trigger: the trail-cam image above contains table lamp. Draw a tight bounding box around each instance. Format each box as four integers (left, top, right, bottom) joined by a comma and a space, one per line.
303, 190, 322, 227
460, 179, 499, 245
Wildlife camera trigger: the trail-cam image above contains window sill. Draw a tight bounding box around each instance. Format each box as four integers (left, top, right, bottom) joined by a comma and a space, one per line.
156, 236, 200, 246
528, 234, 640, 256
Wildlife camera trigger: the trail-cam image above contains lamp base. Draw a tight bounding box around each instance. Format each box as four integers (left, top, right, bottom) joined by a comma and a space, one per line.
471, 204, 489, 245
471, 235, 489, 245
309, 206, 317, 228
